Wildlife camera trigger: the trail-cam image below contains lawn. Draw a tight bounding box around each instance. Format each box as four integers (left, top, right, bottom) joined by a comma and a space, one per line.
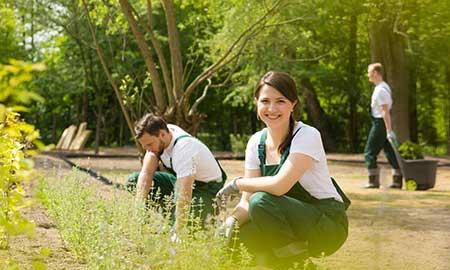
2, 155, 449, 270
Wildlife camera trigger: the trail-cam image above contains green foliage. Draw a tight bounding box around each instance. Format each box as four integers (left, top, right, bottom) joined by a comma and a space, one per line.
0, 6, 25, 63
0, 59, 46, 270
398, 141, 424, 160
229, 134, 251, 155
3, 0, 447, 153
38, 170, 251, 269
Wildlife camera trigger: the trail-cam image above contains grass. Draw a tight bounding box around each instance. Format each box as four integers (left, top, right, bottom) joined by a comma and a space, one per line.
34, 162, 450, 270
37, 169, 254, 270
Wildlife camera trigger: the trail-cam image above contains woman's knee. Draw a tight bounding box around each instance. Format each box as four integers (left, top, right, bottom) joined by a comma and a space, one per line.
248, 192, 278, 217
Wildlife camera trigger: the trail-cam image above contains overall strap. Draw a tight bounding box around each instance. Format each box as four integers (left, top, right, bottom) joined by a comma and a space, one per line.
258, 127, 303, 169
169, 134, 191, 169
168, 134, 227, 182
257, 129, 268, 171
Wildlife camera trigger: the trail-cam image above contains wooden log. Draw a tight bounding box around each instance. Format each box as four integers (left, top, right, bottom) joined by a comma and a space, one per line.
60, 125, 78, 150
70, 130, 92, 150
56, 126, 71, 149
69, 122, 87, 150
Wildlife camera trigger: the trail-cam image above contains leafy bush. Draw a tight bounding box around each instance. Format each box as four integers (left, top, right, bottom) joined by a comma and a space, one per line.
38, 170, 252, 270
229, 134, 250, 155
0, 60, 45, 267
398, 141, 424, 160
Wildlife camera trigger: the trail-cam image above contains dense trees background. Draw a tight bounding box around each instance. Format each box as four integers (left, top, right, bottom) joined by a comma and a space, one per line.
1, 0, 449, 154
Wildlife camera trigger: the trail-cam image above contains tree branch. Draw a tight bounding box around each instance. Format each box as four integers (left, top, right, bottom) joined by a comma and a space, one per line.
81, 0, 144, 155
119, 0, 167, 111
132, 0, 174, 106
181, 0, 282, 114
161, 0, 184, 101
189, 79, 212, 116
264, 16, 306, 28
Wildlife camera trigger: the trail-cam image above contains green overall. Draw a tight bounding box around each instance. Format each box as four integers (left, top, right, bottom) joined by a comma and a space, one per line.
237, 128, 349, 266
364, 116, 399, 170
126, 135, 225, 221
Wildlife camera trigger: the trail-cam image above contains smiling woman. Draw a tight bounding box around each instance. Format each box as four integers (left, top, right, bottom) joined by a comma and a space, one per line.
217, 71, 350, 269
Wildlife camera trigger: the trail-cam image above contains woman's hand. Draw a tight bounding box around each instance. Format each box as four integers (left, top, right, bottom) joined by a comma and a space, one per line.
216, 177, 241, 199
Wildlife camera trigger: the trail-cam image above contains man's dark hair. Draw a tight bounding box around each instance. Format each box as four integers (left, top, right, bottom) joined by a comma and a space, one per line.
134, 113, 169, 139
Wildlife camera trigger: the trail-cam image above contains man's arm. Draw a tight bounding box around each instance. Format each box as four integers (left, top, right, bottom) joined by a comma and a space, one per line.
135, 151, 159, 203
173, 175, 195, 232
381, 104, 392, 131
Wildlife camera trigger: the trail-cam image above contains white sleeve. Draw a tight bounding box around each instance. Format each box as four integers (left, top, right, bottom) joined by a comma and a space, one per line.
244, 133, 261, 170
289, 127, 323, 162
374, 87, 391, 105
171, 139, 198, 178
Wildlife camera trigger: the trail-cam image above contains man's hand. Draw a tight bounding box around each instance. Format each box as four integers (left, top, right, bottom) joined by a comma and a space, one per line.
387, 130, 399, 147
216, 177, 241, 199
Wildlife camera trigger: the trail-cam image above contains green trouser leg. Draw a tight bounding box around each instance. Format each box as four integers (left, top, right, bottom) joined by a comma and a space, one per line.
238, 192, 347, 259
191, 181, 223, 222
126, 171, 177, 203
364, 117, 399, 170
126, 172, 222, 222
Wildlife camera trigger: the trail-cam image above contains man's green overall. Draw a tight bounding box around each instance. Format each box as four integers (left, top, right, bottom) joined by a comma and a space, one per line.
126, 135, 225, 221
364, 116, 399, 170
237, 129, 349, 267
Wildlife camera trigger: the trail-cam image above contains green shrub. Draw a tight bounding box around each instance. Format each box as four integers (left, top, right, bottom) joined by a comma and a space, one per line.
229, 134, 250, 155
196, 132, 224, 151
398, 141, 424, 160
0, 60, 46, 267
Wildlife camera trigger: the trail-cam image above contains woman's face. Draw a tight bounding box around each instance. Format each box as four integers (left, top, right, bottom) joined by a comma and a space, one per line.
256, 84, 297, 129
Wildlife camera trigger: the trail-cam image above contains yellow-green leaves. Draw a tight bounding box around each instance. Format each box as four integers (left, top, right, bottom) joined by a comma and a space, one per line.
0, 60, 45, 269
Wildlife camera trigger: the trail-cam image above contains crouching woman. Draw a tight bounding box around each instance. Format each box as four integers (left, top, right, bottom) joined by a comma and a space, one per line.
218, 71, 350, 269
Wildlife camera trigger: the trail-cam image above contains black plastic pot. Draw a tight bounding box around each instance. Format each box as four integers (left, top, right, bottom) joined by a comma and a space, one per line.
389, 140, 438, 190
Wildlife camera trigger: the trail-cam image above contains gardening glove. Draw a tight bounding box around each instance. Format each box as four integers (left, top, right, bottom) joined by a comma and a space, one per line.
218, 216, 237, 244
170, 227, 182, 244
216, 177, 241, 200
387, 130, 399, 147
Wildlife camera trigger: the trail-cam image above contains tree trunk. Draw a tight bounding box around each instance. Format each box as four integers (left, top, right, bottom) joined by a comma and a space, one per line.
409, 62, 418, 142
161, 0, 184, 100
145, 0, 174, 105
446, 63, 450, 155
118, 0, 167, 111
347, 14, 359, 152
299, 78, 336, 151
81, 0, 143, 154
369, 6, 410, 142
95, 100, 102, 154
52, 112, 57, 143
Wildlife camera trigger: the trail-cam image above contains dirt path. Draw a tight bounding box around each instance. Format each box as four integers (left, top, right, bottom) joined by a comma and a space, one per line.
4, 155, 450, 269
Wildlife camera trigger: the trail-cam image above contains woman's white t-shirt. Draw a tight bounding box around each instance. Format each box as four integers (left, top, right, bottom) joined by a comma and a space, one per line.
245, 121, 342, 202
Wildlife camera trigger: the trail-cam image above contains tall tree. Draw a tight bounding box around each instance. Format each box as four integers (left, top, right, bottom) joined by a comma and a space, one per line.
117, 0, 286, 134
368, 0, 411, 142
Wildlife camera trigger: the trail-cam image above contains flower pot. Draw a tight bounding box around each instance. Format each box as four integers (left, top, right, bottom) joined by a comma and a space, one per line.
389, 139, 438, 191
401, 159, 438, 190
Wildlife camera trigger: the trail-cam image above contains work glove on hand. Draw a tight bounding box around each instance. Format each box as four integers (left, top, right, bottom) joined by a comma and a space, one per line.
216, 177, 241, 199
218, 216, 237, 244
387, 130, 399, 147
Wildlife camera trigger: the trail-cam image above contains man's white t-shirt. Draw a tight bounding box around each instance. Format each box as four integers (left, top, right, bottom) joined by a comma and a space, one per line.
159, 124, 221, 182
371, 81, 392, 118
245, 121, 343, 202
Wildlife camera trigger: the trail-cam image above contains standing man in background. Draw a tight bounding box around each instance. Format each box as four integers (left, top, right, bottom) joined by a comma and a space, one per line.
364, 63, 402, 189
